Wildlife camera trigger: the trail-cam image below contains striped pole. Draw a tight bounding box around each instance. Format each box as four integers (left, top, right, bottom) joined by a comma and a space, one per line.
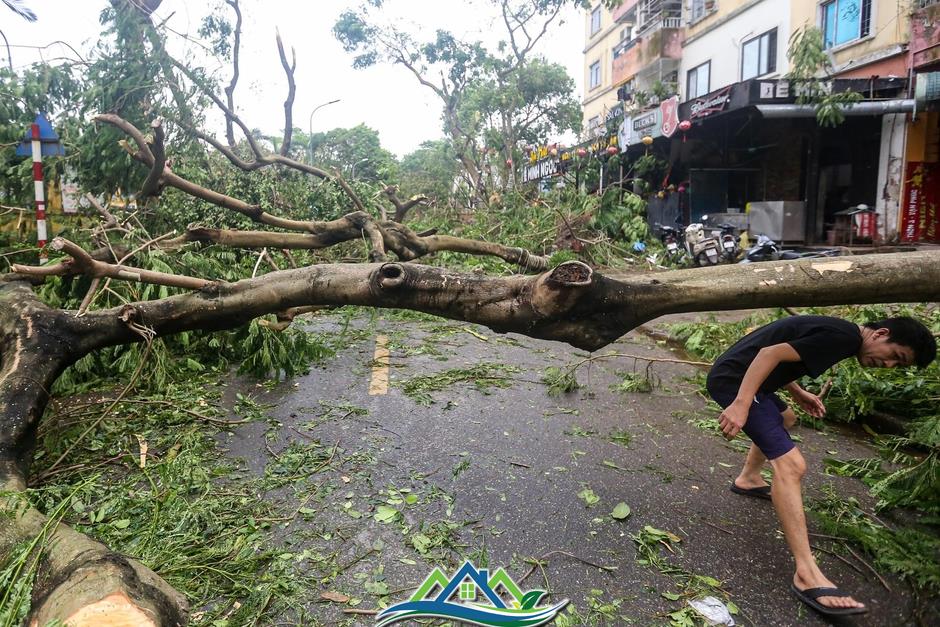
29, 123, 47, 261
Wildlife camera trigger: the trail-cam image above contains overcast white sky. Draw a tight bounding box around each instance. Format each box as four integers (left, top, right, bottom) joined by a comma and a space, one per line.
3, 0, 584, 157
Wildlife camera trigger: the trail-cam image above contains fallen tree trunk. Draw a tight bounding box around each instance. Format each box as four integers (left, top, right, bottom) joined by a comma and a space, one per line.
2, 250, 939, 624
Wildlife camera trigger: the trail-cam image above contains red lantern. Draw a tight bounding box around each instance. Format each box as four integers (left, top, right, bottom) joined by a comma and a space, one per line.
678, 119, 692, 143
576, 148, 587, 158
606, 145, 619, 156
678, 185, 686, 193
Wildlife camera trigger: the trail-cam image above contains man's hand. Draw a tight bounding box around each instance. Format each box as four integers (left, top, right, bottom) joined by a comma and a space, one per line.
794, 390, 826, 418
718, 400, 749, 440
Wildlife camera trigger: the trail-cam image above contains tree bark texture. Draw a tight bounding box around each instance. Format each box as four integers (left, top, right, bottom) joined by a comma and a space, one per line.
2, 250, 939, 624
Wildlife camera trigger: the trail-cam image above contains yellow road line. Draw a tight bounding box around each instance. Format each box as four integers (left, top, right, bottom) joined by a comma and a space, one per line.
368, 334, 390, 395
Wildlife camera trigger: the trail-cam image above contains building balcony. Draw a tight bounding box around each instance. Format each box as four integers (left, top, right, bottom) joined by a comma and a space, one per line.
612, 25, 683, 86
912, 2, 940, 70
611, 0, 640, 23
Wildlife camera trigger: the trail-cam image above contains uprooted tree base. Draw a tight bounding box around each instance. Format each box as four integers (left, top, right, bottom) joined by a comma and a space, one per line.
2, 251, 940, 624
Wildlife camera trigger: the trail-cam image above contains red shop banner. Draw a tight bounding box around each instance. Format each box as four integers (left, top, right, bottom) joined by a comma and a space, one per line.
902, 162, 940, 243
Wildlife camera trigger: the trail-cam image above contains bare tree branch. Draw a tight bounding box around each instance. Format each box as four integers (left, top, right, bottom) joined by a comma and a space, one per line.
275, 29, 297, 157
223, 0, 242, 148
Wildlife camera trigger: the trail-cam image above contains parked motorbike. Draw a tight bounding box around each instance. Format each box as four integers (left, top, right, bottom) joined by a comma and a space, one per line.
740, 234, 847, 263
684, 222, 721, 266
654, 223, 686, 263
714, 223, 740, 262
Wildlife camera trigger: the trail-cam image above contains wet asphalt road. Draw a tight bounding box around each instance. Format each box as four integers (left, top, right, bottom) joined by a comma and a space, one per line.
218, 308, 932, 626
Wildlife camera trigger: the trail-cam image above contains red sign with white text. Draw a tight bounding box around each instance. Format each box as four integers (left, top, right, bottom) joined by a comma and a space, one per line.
902, 162, 940, 242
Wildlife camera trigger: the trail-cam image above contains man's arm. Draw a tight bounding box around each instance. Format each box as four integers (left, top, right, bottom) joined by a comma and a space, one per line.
785, 381, 827, 418
718, 343, 801, 439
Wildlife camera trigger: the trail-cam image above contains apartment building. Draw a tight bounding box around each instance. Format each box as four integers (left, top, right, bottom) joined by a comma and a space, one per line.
582, 1, 683, 137
569, 1, 938, 242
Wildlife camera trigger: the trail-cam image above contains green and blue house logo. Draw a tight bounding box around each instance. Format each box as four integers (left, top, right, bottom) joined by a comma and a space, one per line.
376, 560, 568, 626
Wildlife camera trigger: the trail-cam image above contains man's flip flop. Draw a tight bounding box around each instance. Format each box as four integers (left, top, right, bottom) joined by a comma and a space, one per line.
790, 584, 868, 616
729, 482, 772, 500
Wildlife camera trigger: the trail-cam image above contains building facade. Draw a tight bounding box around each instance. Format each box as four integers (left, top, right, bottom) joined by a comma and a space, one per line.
582, 2, 626, 136
570, 1, 939, 243
679, 0, 790, 102
582, 1, 684, 137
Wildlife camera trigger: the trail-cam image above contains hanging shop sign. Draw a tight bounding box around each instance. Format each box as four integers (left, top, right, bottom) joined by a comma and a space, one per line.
521, 133, 621, 184
689, 85, 733, 119
660, 96, 680, 137
631, 110, 661, 145
522, 157, 558, 183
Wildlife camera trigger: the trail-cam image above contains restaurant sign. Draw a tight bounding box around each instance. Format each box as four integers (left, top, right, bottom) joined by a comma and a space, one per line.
689, 85, 732, 119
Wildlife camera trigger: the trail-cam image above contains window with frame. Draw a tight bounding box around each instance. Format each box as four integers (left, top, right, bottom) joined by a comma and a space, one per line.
691, 0, 716, 23
741, 28, 777, 80
821, 0, 871, 49
589, 61, 601, 89
686, 61, 710, 100
590, 6, 602, 35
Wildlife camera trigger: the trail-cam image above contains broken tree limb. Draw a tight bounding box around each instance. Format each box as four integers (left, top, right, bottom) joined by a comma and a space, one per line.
163, 215, 549, 270
54, 250, 940, 359
138, 117, 166, 201
11, 238, 210, 290
96, 114, 550, 271
383, 185, 427, 222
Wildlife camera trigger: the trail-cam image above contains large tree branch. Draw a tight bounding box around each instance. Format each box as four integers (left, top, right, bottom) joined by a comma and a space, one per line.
159, 215, 549, 270
50, 251, 940, 359
95, 115, 546, 270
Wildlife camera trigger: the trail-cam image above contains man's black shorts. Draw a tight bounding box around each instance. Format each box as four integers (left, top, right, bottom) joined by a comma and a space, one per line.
706, 378, 795, 460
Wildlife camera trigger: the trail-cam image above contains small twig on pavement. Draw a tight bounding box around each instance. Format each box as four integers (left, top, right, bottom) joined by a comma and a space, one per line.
843, 543, 892, 591
519, 550, 616, 583
701, 520, 733, 535
810, 543, 864, 575
336, 547, 377, 575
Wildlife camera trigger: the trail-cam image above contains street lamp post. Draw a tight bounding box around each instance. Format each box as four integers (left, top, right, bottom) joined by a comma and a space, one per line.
308, 98, 341, 164
350, 157, 369, 179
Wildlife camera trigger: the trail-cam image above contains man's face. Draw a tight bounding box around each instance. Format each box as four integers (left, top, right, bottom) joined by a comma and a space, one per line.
858, 328, 915, 368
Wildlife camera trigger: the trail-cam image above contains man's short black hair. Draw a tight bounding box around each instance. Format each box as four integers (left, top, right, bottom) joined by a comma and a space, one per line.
864, 317, 937, 369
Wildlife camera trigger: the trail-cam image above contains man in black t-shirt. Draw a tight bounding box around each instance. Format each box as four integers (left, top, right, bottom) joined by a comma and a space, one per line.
705, 315, 936, 617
